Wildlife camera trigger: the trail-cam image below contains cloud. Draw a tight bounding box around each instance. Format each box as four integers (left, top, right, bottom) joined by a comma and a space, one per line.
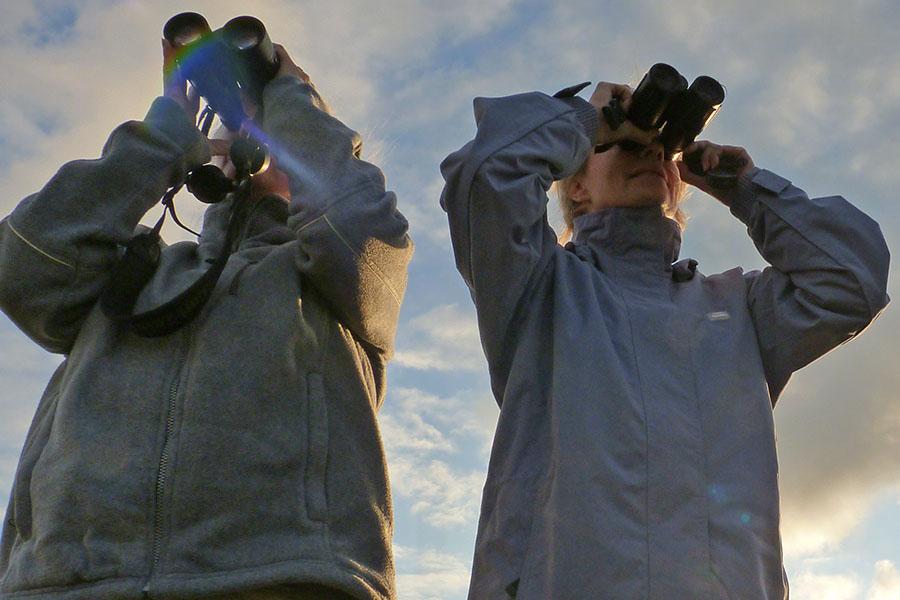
390, 454, 484, 529
792, 570, 862, 600
382, 387, 498, 457
775, 308, 900, 558
383, 387, 497, 530
868, 560, 900, 600
789, 560, 900, 600
394, 304, 485, 372
394, 545, 471, 600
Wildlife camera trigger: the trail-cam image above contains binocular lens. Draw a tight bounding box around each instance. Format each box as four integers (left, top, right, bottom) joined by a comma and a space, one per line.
688, 76, 725, 106
222, 16, 265, 50
164, 12, 212, 48
230, 138, 271, 178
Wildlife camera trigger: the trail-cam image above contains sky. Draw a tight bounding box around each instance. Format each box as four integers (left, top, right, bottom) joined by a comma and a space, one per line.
0, 1, 898, 599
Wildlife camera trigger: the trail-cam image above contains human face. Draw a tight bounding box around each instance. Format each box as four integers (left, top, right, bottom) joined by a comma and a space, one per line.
570, 140, 677, 217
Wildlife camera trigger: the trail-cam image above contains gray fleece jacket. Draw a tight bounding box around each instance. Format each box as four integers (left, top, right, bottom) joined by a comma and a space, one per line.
0, 77, 412, 600
440, 91, 890, 599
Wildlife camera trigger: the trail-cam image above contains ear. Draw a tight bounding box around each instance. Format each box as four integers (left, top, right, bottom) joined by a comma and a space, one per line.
569, 176, 592, 208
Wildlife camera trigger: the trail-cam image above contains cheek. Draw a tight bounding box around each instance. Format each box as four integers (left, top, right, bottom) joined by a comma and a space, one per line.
585, 156, 620, 198
662, 163, 681, 202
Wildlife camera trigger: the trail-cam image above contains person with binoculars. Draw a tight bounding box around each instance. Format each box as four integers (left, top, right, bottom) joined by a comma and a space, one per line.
0, 16, 412, 600
440, 74, 890, 599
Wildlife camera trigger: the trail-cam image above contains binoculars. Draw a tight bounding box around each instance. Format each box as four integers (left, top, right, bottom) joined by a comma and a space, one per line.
605, 63, 743, 187
164, 12, 280, 131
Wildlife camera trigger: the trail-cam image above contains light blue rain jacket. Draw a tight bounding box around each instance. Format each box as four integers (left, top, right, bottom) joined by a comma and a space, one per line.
440, 90, 890, 599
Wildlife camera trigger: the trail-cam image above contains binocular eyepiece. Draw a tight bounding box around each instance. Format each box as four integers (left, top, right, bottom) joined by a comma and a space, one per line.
164, 12, 279, 131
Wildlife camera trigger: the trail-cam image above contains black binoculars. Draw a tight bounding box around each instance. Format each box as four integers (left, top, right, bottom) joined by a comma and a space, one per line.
163, 12, 279, 131
605, 63, 744, 187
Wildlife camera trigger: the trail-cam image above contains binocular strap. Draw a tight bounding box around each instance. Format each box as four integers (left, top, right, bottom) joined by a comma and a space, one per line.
99, 188, 250, 338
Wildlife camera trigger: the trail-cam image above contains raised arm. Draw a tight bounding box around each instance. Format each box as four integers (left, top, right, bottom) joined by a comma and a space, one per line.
439, 90, 596, 370
261, 47, 412, 356
680, 145, 890, 401
0, 97, 209, 353
439, 83, 658, 372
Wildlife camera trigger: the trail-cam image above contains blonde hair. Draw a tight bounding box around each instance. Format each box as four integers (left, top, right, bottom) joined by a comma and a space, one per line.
554, 157, 688, 244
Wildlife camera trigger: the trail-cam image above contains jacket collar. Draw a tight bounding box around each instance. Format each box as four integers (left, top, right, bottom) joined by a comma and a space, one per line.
571, 205, 682, 270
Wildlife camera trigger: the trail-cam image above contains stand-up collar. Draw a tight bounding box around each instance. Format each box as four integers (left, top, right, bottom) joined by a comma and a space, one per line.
572, 205, 682, 270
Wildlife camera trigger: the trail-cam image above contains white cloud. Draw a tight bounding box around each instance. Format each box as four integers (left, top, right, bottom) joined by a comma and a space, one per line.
867, 560, 900, 600
383, 387, 498, 458
789, 560, 900, 600
394, 304, 484, 372
390, 454, 484, 529
383, 387, 497, 530
394, 545, 471, 600
792, 570, 862, 600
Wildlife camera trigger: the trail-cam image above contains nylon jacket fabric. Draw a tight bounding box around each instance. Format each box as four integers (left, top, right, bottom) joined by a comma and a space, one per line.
440, 91, 890, 599
0, 77, 412, 600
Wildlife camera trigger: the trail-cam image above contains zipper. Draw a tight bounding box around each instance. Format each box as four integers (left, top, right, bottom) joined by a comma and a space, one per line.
143, 340, 188, 597
152, 378, 179, 566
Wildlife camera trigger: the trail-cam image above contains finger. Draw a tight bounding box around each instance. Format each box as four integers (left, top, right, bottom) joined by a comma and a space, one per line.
684, 141, 707, 156
676, 159, 712, 194
611, 84, 633, 110
162, 39, 179, 84
702, 143, 720, 172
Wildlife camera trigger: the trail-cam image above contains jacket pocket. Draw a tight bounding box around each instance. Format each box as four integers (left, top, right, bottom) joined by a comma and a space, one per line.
304, 373, 329, 522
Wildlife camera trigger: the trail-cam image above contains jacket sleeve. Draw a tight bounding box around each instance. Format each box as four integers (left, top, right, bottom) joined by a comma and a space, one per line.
0, 98, 210, 353
261, 77, 413, 356
725, 168, 891, 402
439, 91, 598, 367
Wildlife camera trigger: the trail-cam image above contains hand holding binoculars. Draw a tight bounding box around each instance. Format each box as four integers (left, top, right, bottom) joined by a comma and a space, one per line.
163, 12, 279, 132
604, 63, 746, 188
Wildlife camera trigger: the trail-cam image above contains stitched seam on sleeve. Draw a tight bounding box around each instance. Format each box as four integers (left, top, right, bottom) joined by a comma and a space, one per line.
322, 213, 403, 306
6, 221, 76, 270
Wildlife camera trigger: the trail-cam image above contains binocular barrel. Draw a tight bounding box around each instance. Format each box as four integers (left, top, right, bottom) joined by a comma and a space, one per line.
627, 63, 724, 156
163, 12, 280, 131
221, 16, 280, 95
628, 63, 688, 130
659, 76, 725, 155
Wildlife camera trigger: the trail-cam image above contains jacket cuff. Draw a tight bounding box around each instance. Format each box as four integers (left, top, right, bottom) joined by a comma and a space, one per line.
144, 97, 210, 169
558, 96, 600, 144
726, 167, 792, 225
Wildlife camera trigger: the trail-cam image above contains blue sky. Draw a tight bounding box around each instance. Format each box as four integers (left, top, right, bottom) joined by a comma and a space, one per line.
1, 1, 898, 598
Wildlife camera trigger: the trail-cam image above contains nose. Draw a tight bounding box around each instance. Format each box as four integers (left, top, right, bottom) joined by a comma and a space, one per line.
641, 140, 665, 162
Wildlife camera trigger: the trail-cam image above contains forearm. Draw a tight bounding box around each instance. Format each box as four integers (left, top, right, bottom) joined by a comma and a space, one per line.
0, 97, 209, 350
262, 76, 412, 353
730, 168, 890, 399
728, 168, 890, 322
